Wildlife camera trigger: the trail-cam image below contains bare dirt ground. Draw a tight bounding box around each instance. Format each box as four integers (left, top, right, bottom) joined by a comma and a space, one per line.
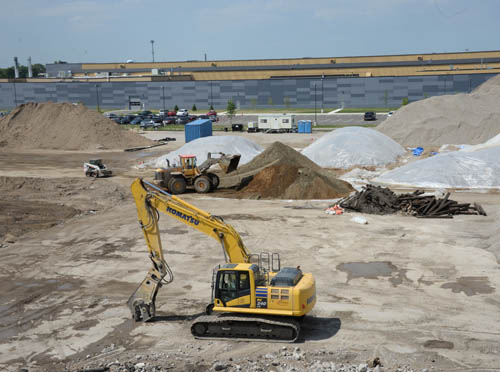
0, 132, 499, 372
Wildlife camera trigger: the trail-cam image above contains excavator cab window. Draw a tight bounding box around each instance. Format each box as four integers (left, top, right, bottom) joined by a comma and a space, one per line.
216, 270, 251, 304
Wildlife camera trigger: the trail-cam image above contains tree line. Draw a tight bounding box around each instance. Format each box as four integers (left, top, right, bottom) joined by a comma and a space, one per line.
0, 63, 46, 78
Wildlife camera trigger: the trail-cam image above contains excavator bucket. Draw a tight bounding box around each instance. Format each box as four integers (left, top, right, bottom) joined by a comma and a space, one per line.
219, 154, 241, 173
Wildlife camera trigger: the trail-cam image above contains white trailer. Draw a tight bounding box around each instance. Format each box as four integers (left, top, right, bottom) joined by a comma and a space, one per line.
257, 114, 297, 133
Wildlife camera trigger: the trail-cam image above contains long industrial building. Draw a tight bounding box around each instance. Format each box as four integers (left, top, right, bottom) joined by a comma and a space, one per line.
1, 50, 499, 110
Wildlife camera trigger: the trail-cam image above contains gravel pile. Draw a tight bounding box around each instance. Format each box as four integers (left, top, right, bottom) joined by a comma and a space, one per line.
374, 146, 500, 189
301, 127, 405, 169
58, 345, 425, 372
0, 102, 153, 150
377, 74, 500, 146
148, 135, 263, 168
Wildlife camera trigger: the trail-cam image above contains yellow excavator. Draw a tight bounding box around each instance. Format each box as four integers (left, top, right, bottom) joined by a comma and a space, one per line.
128, 178, 316, 342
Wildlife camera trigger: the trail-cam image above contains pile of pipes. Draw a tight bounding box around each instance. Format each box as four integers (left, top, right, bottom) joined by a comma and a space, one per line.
339, 185, 487, 218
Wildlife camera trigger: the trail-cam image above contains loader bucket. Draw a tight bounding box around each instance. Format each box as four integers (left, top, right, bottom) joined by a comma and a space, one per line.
219, 154, 241, 173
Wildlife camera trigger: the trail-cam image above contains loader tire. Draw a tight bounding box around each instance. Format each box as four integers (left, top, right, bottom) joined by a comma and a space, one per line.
207, 173, 220, 190
168, 176, 186, 194
194, 176, 211, 193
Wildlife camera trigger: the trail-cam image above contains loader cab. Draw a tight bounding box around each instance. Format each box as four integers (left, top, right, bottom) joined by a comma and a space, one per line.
179, 155, 198, 176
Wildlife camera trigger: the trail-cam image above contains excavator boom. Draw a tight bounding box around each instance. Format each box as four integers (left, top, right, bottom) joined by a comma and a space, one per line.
128, 178, 250, 321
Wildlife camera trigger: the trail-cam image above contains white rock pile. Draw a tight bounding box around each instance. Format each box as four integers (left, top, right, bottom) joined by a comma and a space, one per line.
147, 135, 263, 168
375, 146, 500, 189
301, 126, 405, 169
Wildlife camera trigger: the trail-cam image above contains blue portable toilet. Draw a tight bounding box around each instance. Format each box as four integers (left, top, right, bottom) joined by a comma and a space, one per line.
298, 120, 304, 133
303, 120, 312, 133
185, 119, 212, 143
298, 120, 312, 134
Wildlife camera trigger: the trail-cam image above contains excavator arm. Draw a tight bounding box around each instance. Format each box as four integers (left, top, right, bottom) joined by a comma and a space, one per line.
128, 178, 250, 321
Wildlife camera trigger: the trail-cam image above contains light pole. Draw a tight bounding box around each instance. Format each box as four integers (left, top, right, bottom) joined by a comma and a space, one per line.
210, 81, 213, 109
95, 84, 100, 112
13, 80, 18, 107
314, 83, 317, 125
321, 74, 324, 113
162, 86, 166, 111
150, 40, 155, 62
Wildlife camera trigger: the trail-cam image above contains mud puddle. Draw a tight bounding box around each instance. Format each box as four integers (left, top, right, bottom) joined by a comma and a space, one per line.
337, 261, 397, 280
441, 276, 495, 296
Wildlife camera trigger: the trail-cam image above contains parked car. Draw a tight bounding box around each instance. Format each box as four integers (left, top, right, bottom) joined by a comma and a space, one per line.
206, 110, 217, 116
140, 119, 161, 130
105, 112, 118, 120
387, 111, 394, 117
188, 115, 198, 122
162, 117, 176, 125
167, 110, 177, 117
152, 115, 164, 123
177, 109, 189, 117
131, 117, 143, 125
364, 112, 377, 121
176, 116, 190, 124
159, 110, 167, 116
137, 110, 152, 117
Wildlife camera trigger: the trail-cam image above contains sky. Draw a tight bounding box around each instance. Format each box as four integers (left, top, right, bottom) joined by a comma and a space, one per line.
1, 0, 499, 67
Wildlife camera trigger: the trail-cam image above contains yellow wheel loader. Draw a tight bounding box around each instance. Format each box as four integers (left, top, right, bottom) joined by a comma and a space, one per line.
153, 152, 240, 194
128, 178, 316, 342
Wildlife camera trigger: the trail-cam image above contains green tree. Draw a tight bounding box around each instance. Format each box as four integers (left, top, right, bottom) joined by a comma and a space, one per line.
192, 104, 197, 111
284, 97, 291, 109
210, 104, 214, 110
226, 100, 236, 123
174, 104, 179, 111
402, 97, 409, 106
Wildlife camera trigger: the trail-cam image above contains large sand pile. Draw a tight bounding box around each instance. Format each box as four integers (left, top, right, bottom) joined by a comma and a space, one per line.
149, 135, 263, 167
301, 126, 405, 169
0, 102, 153, 150
377, 75, 500, 146
238, 142, 353, 199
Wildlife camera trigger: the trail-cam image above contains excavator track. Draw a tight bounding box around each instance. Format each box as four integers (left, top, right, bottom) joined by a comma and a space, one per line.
191, 313, 300, 342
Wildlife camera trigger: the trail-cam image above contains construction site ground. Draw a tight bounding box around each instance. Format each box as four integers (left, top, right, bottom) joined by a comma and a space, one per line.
1, 131, 499, 372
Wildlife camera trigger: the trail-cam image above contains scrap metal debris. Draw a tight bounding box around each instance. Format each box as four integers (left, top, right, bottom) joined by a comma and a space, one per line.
338, 184, 487, 218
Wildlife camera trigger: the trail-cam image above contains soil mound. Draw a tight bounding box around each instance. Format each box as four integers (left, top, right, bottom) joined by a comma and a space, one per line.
237, 141, 320, 173
240, 164, 352, 199
0, 102, 153, 150
237, 142, 353, 199
377, 75, 500, 147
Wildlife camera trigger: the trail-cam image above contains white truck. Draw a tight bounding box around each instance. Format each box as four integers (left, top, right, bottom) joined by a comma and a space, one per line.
256, 114, 297, 133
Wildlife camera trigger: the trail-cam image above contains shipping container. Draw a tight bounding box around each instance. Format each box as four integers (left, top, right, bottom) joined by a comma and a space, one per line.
185, 119, 213, 143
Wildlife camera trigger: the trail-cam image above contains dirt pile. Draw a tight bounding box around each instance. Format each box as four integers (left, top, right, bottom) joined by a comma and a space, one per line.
0, 102, 153, 150
237, 142, 353, 199
377, 74, 500, 146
